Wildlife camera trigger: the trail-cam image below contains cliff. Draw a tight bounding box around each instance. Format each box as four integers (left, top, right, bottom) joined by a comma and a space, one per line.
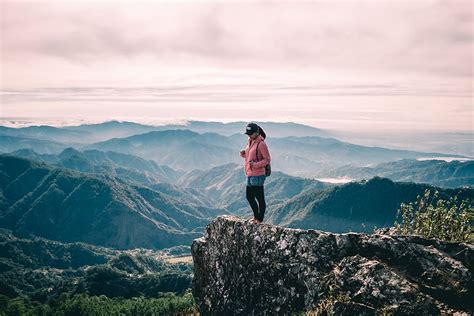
191, 215, 473, 315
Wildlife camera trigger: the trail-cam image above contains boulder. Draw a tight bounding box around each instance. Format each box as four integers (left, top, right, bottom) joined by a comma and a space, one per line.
192, 215, 473, 315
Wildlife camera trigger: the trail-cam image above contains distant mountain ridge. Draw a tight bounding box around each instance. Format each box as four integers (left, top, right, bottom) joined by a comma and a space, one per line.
1, 121, 469, 179
0, 135, 69, 154
1, 120, 331, 144
11, 147, 183, 185
2, 120, 471, 158
64, 120, 331, 138
84, 129, 238, 171
84, 129, 466, 174
0, 125, 91, 143
317, 159, 474, 188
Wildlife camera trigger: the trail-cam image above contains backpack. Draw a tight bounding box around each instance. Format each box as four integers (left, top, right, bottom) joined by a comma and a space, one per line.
256, 141, 271, 177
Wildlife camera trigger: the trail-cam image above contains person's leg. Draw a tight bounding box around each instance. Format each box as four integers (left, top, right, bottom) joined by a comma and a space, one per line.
246, 185, 259, 220
246, 177, 257, 222
254, 185, 266, 222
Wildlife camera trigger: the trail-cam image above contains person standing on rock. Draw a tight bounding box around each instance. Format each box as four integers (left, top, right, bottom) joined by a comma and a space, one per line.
239, 122, 271, 224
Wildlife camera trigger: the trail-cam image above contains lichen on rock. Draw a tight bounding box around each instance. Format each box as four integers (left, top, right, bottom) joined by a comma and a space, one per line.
191, 215, 473, 315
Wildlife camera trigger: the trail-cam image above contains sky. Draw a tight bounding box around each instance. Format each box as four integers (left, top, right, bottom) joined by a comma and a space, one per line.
0, 0, 472, 132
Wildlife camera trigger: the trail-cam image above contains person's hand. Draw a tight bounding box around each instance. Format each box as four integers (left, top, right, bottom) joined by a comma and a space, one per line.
239, 149, 245, 157
249, 161, 254, 168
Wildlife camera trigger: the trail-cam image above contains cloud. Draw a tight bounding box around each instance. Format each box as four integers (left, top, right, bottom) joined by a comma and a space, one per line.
2, 0, 472, 77
1, 0, 472, 132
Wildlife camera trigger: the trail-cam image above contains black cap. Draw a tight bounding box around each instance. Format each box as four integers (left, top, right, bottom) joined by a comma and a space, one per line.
243, 122, 259, 135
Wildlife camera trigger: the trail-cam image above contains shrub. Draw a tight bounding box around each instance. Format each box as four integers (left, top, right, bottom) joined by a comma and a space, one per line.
394, 189, 473, 243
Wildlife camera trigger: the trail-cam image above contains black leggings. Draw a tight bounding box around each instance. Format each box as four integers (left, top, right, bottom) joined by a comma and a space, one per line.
246, 185, 266, 221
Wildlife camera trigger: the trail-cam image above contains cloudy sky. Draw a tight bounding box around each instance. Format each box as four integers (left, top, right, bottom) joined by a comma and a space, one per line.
1, 0, 472, 131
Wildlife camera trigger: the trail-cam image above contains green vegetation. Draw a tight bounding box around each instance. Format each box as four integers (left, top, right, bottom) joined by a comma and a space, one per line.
395, 189, 473, 243
0, 155, 212, 250
0, 230, 197, 315
0, 290, 198, 315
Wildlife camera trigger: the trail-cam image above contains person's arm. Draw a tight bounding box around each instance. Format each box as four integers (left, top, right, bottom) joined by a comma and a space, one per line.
252, 142, 271, 168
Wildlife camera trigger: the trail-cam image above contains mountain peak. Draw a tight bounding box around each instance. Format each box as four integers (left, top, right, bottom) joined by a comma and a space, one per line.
127, 128, 199, 140
11, 148, 37, 156
59, 147, 82, 159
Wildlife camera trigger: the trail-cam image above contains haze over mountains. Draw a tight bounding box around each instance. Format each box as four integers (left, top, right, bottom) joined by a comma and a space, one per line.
2, 119, 472, 156
0, 120, 472, 252
1, 120, 470, 175
0, 120, 330, 145
317, 158, 474, 188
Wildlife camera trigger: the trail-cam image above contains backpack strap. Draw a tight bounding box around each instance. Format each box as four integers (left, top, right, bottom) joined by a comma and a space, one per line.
256, 141, 260, 162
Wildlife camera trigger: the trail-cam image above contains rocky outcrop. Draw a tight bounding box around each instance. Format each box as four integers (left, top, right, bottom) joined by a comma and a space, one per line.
191, 215, 473, 315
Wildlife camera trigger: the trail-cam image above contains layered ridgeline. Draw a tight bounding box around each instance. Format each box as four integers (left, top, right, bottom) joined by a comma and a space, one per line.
10, 147, 184, 185
192, 216, 473, 315
3, 125, 463, 175
5, 148, 331, 215
266, 177, 473, 233
84, 129, 465, 175
1, 153, 471, 249
3, 120, 471, 156
99, 120, 468, 157
317, 158, 474, 188
0, 155, 227, 250
63, 120, 331, 139
0, 120, 331, 144
0, 135, 68, 155
1, 122, 471, 187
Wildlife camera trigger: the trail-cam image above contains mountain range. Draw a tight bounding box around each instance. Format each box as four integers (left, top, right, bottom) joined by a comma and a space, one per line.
0, 120, 330, 145
11, 147, 183, 185
1, 121, 469, 177
7, 148, 331, 213
267, 176, 472, 233
2, 153, 472, 250
83, 129, 467, 175
0, 120, 472, 251
0, 155, 226, 250
317, 159, 474, 188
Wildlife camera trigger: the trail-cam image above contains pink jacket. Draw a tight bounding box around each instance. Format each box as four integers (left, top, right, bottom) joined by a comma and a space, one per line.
240, 134, 271, 176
